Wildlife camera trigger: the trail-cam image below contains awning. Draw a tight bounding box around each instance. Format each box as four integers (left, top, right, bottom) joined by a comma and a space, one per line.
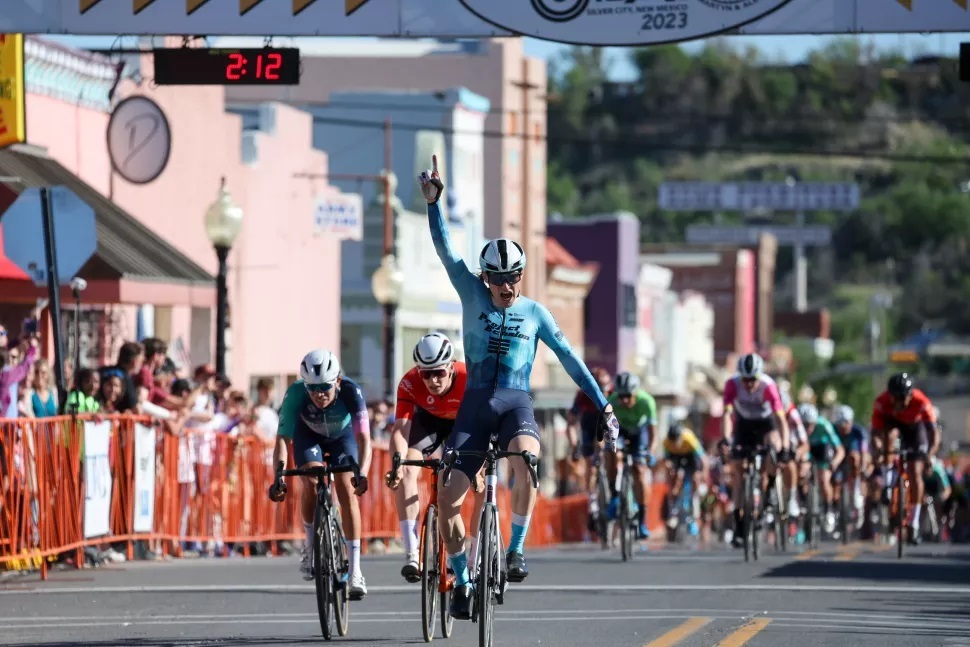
0, 145, 214, 306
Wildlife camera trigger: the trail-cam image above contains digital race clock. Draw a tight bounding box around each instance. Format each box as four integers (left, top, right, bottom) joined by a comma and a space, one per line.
152, 48, 300, 86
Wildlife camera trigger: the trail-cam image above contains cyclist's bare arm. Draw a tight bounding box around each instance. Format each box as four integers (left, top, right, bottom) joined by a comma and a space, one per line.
273, 436, 290, 469
721, 406, 735, 444
773, 410, 790, 449
565, 411, 579, 451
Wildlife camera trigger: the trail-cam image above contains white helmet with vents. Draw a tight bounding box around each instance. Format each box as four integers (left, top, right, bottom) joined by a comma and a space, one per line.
413, 332, 455, 369
300, 349, 341, 385
479, 238, 526, 274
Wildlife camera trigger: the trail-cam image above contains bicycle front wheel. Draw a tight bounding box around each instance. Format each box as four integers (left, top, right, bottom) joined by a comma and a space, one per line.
330, 515, 350, 637
477, 504, 497, 647
620, 471, 634, 561
838, 478, 850, 545
421, 504, 439, 643
774, 476, 787, 552
313, 505, 334, 640
742, 470, 753, 562
896, 471, 907, 559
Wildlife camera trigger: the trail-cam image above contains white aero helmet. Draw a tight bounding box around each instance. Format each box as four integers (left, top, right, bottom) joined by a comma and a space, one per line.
737, 353, 764, 379
479, 238, 526, 274
797, 403, 819, 425
834, 404, 854, 425
413, 332, 455, 369
300, 349, 341, 385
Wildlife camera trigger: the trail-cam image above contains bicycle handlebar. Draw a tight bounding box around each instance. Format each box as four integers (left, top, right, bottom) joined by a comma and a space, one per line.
441, 448, 539, 489
276, 460, 361, 480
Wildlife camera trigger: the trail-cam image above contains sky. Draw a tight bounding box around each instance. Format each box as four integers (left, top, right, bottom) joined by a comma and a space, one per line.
46, 32, 970, 81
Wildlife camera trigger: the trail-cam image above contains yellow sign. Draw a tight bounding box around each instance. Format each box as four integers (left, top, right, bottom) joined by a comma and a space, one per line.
0, 34, 25, 151
896, 0, 967, 9
82, 0, 374, 16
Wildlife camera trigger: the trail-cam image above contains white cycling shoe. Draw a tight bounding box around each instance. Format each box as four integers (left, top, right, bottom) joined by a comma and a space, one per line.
349, 572, 368, 600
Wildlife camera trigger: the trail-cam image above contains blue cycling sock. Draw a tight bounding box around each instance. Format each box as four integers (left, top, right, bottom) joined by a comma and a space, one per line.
508, 513, 531, 555
449, 551, 469, 586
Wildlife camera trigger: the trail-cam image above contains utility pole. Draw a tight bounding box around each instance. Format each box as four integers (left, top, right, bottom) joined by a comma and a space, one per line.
512, 61, 542, 299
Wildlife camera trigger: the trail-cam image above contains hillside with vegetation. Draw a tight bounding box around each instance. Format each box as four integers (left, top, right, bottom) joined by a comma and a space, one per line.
545, 40, 970, 409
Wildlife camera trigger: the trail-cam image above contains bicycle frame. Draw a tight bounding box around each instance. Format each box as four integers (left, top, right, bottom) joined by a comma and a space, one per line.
392, 454, 453, 596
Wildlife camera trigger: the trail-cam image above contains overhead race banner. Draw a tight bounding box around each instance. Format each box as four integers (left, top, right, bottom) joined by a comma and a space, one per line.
0, 34, 25, 150
83, 420, 113, 539
133, 422, 156, 534
461, 0, 796, 46
740, 0, 970, 34
0, 0, 965, 36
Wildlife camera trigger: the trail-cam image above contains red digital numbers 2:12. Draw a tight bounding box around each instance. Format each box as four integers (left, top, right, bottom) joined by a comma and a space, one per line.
226, 52, 245, 80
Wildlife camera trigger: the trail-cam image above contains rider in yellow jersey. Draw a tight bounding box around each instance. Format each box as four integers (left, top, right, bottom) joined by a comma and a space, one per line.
662, 414, 708, 536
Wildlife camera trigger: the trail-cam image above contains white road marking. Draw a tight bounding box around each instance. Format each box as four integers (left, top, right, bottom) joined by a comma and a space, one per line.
4, 583, 970, 595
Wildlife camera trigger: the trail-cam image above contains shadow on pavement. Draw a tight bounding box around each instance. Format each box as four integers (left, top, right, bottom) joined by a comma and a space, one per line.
3, 638, 426, 647
760, 559, 970, 585
845, 593, 970, 618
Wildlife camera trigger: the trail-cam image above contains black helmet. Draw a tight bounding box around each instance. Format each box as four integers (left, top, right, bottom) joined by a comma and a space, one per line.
667, 423, 683, 442
887, 373, 914, 399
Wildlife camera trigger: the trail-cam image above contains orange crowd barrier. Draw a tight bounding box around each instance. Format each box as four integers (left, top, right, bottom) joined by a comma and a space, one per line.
0, 415, 666, 579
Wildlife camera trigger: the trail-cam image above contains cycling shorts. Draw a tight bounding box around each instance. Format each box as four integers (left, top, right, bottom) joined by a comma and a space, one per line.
293, 421, 359, 468
617, 425, 651, 465
731, 417, 775, 460
407, 408, 455, 456
809, 444, 837, 470
881, 419, 929, 458
446, 387, 541, 480
578, 411, 600, 458
669, 453, 701, 474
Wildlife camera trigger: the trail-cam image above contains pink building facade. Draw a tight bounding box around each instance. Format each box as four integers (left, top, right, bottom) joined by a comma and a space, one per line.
2, 37, 342, 392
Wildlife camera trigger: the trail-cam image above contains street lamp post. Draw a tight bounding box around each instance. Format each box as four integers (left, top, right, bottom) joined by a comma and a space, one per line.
204, 177, 243, 377
371, 253, 404, 401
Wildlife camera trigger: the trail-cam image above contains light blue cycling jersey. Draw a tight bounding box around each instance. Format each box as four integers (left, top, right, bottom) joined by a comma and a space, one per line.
428, 202, 607, 409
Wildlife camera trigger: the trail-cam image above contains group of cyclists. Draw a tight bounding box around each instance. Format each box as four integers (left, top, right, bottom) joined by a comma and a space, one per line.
266, 155, 620, 620
564, 351, 951, 551
262, 153, 951, 632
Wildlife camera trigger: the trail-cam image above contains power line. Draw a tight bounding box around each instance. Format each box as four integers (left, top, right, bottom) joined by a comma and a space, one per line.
310, 114, 970, 166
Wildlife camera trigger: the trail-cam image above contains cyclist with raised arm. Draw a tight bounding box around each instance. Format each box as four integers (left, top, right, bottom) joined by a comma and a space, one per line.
607, 372, 657, 539
385, 332, 485, 582
418, 155, 620, 621
268, 350, 372, 600
800, 403, 845, 533
871, 373, 935, 545
721, 353, 791, 549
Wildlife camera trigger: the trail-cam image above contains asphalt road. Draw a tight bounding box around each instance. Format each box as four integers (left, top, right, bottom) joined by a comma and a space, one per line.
2, 539, 970, 647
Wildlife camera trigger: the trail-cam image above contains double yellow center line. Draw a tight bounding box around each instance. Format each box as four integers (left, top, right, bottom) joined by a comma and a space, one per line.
643, 617, 772, 647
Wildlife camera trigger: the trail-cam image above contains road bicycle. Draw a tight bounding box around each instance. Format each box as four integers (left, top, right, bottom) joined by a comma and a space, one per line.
276, 460, 359, 641
888, 437, 917, 559
442, 432, 539, 647
665, 458, 696, 544
591, 448, 612, 549
616, 449, 641, 561
389, 453, 455, 643
804, 457, 822, 550
737, 445, 773, 562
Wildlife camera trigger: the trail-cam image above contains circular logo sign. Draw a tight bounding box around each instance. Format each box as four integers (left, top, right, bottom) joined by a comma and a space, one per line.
461, 0, 795, 46
107, 95, 172, 185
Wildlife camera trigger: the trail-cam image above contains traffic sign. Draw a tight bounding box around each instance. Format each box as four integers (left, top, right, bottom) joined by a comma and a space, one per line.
659, 182, 860, 212
2, 186, 97, 286
685, 225, 832, 247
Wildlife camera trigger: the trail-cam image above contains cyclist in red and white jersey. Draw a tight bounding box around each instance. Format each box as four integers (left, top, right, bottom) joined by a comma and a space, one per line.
720, 353, 791, 548
780, 387, 807, 519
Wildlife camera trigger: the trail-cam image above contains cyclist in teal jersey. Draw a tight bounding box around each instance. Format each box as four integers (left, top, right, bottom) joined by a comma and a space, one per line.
419, 155, 620, 620
800, 403, 844, 533
268, 349, 372, 600
607, 373, 658, 538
